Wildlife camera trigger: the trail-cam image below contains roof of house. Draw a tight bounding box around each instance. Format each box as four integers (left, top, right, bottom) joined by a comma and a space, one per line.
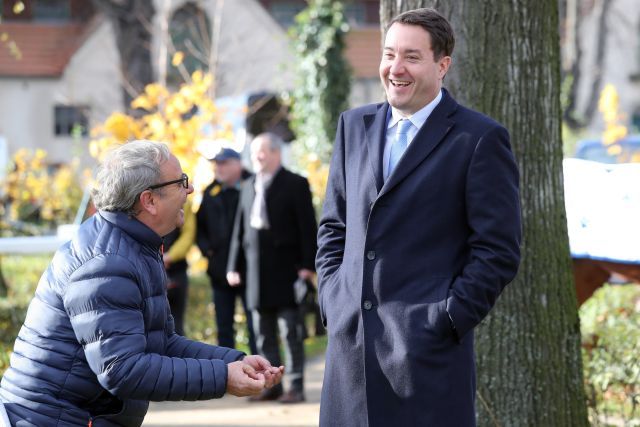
344, 26, 381, 79
0, 22, 93, 77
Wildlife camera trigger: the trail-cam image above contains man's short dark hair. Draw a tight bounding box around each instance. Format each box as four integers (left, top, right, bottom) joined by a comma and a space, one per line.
387, 8, 455, 60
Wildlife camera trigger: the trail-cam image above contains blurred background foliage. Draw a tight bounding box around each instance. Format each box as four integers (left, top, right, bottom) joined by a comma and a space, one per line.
288, 0, 351, 214
1, 149, 87, 237
581, 284, 640, 424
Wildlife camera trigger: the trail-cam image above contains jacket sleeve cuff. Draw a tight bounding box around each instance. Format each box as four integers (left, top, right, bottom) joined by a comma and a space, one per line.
223, 349, 245, 364
211, 360, 228, 399
446, 295, 474, 342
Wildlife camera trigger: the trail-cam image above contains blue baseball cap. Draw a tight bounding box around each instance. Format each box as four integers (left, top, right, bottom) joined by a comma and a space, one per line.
210, 148, 241, 162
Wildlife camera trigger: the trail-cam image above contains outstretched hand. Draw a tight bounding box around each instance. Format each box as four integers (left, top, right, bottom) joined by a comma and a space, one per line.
226, 361, 265, 397
242, 355, 285, 389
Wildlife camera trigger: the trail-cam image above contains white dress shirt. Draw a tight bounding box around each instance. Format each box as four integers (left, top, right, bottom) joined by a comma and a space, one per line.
383, 89, 443, 180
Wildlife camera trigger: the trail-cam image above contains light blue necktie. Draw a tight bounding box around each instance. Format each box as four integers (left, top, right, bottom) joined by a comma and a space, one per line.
388, 119, 413, 176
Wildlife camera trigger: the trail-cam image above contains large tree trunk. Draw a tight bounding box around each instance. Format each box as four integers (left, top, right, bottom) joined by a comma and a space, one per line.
381, 1, 588, 425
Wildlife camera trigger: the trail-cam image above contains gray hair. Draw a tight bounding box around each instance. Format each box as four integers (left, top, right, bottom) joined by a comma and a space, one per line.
255, 132, 283, 152
92, 140, 171, 215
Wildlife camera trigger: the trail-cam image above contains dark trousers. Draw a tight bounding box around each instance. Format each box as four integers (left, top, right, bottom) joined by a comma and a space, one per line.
212, 283, 257, 354
253, 307, 305, 392
167, 270, 188, 336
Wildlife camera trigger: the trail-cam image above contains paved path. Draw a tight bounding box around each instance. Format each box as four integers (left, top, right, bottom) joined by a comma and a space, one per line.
143, 356, 324, 427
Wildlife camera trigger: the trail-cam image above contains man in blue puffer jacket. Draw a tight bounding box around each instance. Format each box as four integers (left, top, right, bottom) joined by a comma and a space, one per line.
0, 140, 283, 426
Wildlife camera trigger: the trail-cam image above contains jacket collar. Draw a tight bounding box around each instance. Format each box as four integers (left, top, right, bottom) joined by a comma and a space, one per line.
99, 210, 163, 252
364, 88, 458, 197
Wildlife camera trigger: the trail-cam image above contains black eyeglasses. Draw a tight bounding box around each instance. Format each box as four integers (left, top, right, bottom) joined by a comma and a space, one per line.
147, 173, 189, 190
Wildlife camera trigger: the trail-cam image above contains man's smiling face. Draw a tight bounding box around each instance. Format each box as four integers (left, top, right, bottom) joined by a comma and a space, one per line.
379, 23, 451, 117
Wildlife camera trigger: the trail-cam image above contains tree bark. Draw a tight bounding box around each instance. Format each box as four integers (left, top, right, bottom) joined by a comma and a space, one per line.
380, 1, 588, 425
91, 0, 156, 114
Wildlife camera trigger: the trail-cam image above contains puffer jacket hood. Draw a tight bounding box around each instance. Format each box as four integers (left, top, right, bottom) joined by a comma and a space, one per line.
0, 211, 243, 426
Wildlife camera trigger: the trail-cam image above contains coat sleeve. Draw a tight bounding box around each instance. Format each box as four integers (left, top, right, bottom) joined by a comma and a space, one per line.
64, 254, 238, 402
196, 194, 212, 256
316, 113, 348, 324
165, 333, 244, 362
293, 177, 318, 271
446, 125, 522, 340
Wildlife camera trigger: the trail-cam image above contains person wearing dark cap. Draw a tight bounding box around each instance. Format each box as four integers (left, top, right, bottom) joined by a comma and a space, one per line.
196, 147, 257, 354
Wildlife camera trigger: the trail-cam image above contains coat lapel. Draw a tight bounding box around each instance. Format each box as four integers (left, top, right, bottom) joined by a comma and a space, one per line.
378, 90, 457, 198
265, 167, 285, 205
364, 103, 391, 193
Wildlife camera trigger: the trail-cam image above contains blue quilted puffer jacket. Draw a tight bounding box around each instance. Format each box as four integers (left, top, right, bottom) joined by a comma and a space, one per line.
0, 211, 244, 426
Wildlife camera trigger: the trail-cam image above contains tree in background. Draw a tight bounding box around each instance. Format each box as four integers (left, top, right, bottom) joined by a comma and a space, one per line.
380, 1, 588, 425
289, 0, 351, 209
91, 0, 156, 114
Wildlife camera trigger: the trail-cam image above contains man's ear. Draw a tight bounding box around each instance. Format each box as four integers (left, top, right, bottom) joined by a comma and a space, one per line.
438, 56, 452, 79
138, 190, 158, 216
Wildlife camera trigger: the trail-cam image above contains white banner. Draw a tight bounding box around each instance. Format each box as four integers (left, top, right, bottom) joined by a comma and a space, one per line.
564, 158, 640, 263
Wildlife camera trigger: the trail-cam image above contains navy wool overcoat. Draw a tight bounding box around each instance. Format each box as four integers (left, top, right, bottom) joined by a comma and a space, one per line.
316, 90, 521, 427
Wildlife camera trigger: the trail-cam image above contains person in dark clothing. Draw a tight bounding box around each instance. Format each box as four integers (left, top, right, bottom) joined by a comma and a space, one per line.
227, 133, 318, 404
197, 148, 257, 354
163, 200, 196, 335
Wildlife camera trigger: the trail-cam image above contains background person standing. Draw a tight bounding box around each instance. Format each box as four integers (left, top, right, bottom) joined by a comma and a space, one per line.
227, 132, 318, 404
163, 199, 195, 336
196, 148, 257, 354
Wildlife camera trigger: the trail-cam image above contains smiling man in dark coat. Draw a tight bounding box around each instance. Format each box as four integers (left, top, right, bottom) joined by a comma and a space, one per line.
316, 8, 522, 427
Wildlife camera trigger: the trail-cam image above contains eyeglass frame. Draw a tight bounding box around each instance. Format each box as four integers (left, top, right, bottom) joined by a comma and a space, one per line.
147, 173, 189, 191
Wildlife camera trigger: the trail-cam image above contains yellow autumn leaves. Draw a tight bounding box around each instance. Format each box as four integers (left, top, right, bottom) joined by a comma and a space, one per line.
599, 84, 639, 162
3, 70, 232, 231
90, 71, 232, 177
2, 149, 86, 228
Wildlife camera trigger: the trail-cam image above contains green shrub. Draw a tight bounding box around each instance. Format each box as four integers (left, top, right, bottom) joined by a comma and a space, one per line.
0, 298, 28, 376
0, 255, 49, 303
581, 283, 640, 424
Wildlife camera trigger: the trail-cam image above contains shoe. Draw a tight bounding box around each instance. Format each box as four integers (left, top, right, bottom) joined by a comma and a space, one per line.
248, 385, 283, 402
278, 390, 305, 404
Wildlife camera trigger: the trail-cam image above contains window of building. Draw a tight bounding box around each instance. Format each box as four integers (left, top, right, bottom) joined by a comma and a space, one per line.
34, 0, 70, 21
168, 3, 211, 85
54, 105, 89, 137
1, 0, 91, 22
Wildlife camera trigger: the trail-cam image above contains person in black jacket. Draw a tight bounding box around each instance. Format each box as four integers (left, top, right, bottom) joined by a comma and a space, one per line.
227, 133, 318, 404
196, 148, 257, 354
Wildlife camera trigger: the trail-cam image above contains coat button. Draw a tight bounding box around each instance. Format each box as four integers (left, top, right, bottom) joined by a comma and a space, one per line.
363, 300, 373, 310
366, 250, 376, 260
